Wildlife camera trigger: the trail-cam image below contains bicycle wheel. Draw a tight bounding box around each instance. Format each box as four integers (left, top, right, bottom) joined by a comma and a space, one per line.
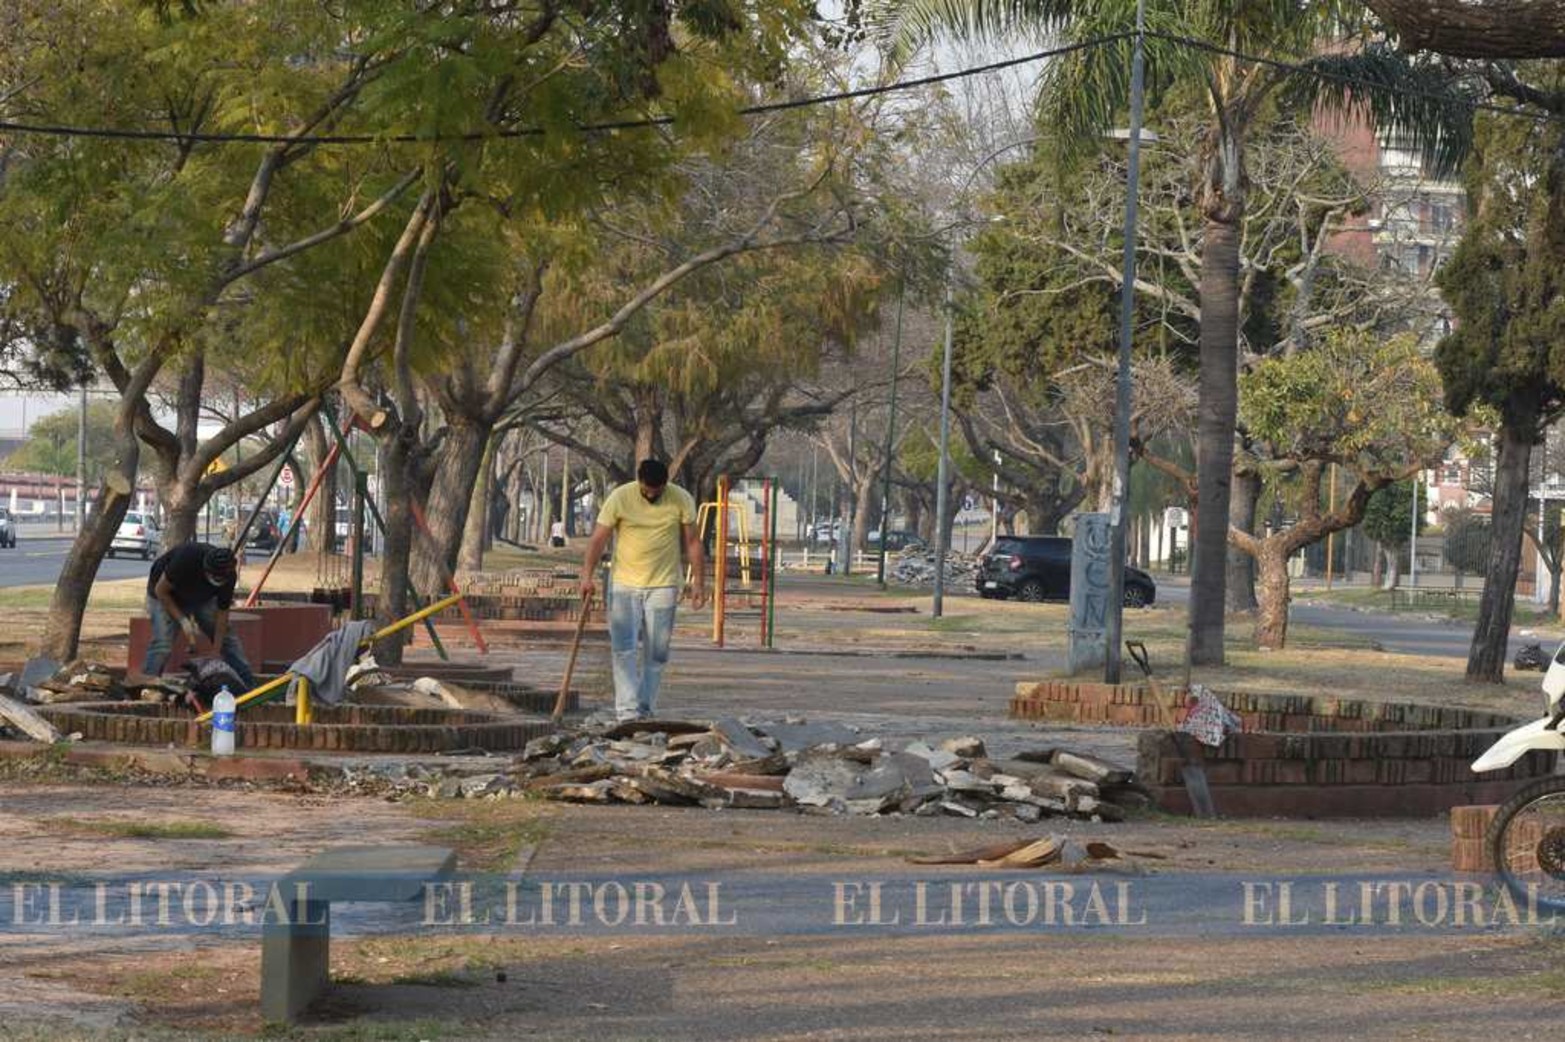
1486, 775, 1565, 912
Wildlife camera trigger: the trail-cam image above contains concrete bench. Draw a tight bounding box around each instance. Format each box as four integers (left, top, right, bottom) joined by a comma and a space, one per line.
261, 844, 456, 1023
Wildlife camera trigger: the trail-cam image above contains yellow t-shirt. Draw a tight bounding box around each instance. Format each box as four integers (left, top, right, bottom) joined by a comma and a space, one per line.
597, 481, 696, 589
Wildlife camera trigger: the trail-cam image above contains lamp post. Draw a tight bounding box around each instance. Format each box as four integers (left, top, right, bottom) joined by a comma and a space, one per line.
991, 448, 1001, 545
877, 286, 905, 588
1101, 0, 1148, 684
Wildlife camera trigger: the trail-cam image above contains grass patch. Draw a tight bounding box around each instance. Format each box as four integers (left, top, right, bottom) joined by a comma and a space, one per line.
49, 816, 234, 840
925, 614, 984, 633
1347, 968, 1565, 999
409, 799, 551, 872
0, 578, 148, 612
387, 969, 480, 989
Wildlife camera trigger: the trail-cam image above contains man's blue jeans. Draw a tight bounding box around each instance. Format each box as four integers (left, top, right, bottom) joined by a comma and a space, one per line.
142, 597, 257, 690
607, 584, 677, 721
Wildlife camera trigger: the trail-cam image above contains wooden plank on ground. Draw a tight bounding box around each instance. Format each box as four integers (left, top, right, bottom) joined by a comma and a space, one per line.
0, 693, 61, 744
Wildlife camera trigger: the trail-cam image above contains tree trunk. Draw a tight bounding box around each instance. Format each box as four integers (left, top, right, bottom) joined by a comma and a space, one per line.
161, 478, 202, 548
42, 414, 139, 660
457, 435, 494, 574
1252, 542, 1292, 650
305, 414, 336, 561
1364, 0, 1565, 59
374, 423, 423, 666
1381, 546, 1402, 590
851, 471, 876, 558
1190, 216, 1242, 665
1467, 425, 1533, 682
1022, 489, 1071, 535
1227, 467, 1260, 612
1371, 542, 1384, 587
1550, 564, 1561, 615
905, 492, 925, 543
410, 418, 489, 599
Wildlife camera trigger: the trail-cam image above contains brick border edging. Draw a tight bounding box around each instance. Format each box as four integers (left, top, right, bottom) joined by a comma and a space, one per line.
1011, 680, 1521, 733
36, 702, 552, 753
1011, 678, 1546, 819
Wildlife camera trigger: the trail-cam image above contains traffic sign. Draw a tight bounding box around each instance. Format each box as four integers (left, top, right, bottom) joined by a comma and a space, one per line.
279, 465, 296, 489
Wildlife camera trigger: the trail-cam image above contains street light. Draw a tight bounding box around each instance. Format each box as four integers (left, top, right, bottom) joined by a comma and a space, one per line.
1102, 0, 1149, 685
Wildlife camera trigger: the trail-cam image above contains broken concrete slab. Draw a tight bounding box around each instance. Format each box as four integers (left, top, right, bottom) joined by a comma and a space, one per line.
711, 717, 772, 760
600, 719, 711, 740
940, 735, 986, 759
1053, 749, 1132, 785
20, 656, 61, 691
782, 754, 861, 808
753, 720, 860, 755
902, 741, 960, 772
542, 779, 616, 802
722, 788, 787, 810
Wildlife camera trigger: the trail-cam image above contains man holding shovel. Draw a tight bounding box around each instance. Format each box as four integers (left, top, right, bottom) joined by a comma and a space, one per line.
579, 460, 707, 721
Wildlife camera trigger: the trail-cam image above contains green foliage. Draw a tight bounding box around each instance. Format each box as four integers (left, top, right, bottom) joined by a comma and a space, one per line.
1442, 507, 1492, 574
1435, 102, 1565, 436
1362, 479, 1426, 549
4, 402, 122, 483
1239, 329, 1455, 476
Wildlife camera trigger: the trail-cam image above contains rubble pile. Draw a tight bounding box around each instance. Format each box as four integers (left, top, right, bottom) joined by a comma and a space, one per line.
890, 548, 979, 588
514, 717, 1147, 821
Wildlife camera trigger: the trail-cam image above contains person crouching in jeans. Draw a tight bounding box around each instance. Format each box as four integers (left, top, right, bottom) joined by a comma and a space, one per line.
142, 542, 257, 691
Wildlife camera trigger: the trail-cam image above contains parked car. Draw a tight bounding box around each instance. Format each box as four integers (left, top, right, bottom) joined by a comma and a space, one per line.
334, 505, 378, 554
247, 510, 280, 552
0, 507, 14, 548
865, 529, 926, 552
109, 511, 161, 559
808, 520, 842, 545
976, 535, 1157, 606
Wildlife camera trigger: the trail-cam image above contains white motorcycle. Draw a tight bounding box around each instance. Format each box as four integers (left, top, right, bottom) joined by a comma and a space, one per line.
1473, 641, 1565, 905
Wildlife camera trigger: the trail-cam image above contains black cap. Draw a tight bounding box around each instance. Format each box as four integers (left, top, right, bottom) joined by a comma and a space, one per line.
203, 546, 237, 576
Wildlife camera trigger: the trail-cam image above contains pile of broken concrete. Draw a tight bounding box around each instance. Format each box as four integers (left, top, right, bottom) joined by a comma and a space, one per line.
514, 717, 1147, 821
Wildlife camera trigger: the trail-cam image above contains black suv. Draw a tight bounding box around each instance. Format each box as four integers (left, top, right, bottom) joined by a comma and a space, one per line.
977, 535, 1156, 606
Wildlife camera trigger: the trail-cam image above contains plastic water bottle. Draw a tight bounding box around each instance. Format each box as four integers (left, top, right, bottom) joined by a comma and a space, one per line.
211, 687, 236, 756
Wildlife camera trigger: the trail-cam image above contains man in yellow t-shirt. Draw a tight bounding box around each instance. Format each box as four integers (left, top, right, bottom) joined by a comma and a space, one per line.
580, 459, 708, 721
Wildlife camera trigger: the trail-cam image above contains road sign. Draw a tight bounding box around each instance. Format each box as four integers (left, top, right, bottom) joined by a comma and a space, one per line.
279, 465, 296, 489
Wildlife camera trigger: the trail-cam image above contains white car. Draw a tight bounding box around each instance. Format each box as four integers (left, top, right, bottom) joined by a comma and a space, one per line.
109, 511, 162, 560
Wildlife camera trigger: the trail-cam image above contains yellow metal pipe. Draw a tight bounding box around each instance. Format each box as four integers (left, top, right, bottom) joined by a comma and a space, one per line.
296, 676, 312, 725
195, 593, 462, 723
368, 592, 463, 643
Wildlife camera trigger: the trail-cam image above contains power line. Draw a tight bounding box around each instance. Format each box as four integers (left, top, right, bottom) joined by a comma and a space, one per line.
0, 29, 1552, 150
0, 36, 1126, 147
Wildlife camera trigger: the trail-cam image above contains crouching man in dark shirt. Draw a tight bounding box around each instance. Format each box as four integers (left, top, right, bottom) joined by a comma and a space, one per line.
142, 543, 256, 690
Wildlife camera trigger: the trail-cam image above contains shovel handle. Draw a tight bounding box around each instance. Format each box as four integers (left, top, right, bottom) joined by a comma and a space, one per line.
552, 590, 594, 724
1125, 640, 1152, 678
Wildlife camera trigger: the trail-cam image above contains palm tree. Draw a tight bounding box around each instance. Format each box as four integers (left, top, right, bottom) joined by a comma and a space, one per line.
881, 1, 1468, 664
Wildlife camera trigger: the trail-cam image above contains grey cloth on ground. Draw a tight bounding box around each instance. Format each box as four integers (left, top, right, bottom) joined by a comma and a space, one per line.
286, 620, 377, 706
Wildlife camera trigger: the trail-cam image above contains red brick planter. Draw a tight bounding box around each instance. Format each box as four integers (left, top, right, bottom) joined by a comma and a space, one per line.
1011, 679, 1546, 818
36, 701, 549, 753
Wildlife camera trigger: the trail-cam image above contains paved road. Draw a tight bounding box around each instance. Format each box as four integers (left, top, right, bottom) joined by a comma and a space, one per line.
1154, 576, 1540, 660
0, 535, 1549, 663
0, 529, 275, 589
0, 533, 156, 588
